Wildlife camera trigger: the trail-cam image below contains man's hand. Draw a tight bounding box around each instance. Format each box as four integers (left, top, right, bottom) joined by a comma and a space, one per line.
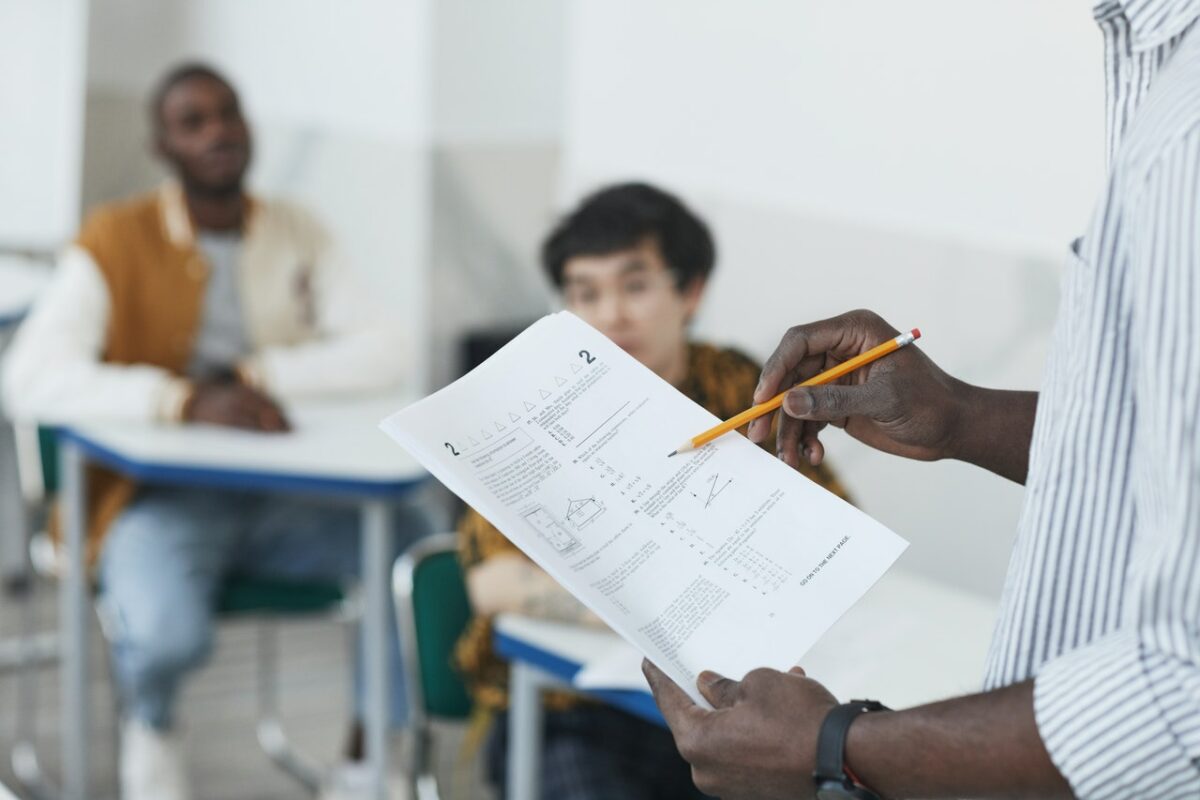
749, 309, 1037, 484
183, 380, 291, 432
643, 660, 836, 800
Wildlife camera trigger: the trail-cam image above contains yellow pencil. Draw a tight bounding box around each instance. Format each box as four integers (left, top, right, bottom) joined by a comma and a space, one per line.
667, 328, 921, 457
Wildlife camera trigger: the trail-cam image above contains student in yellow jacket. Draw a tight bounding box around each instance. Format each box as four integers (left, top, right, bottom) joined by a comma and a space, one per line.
2, 64, 428, 800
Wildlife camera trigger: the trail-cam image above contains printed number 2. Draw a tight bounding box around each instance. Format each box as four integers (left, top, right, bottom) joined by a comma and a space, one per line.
579, 349, 596, 364
445, 442, 460, 457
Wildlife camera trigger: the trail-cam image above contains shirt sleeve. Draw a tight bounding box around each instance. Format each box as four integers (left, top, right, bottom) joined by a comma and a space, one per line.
1, 246, 188, 424
1033, 132, 1200, 799
246, 209, 408, 400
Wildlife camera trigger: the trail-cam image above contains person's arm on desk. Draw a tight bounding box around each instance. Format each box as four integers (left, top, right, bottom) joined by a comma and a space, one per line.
182, 377, 290, 432
747, 310, 1038, 485
459, 508, 603, 627
468, 555, 603, 627
236, 208, 408, 401
1, 247, 192, 424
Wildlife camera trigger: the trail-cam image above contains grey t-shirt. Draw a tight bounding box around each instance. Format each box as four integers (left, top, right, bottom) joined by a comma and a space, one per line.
187, 230, 252, 380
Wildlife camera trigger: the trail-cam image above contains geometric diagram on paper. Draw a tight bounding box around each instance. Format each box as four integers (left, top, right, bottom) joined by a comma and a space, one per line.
482, 428, 494, 440
495, 420, 508, 431
539, 388, 552, 399
570, 363, 582, 374
524, 401, 536, 411
468, 435, 480, 447
565, 496, 605, 530
509, 412, 521, 422
555, 376, 567, 386
703, 473, 732, 509
523, 506, 581, 556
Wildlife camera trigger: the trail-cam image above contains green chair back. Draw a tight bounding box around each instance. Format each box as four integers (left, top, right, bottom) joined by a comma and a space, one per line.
217, 577, 345, 617
37, 426, 58, 496
395, 535, 474, 720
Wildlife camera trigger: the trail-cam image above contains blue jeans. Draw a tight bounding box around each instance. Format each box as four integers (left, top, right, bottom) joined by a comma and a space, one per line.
98, 485, 432, 731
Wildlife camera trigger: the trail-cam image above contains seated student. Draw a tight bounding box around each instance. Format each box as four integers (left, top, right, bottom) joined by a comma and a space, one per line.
1, 63, 428, 800
455, 182, 850, 799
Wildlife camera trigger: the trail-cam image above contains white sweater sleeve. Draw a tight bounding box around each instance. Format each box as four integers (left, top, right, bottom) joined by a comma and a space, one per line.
250, 245, 408, 401
0, 246, 189, 424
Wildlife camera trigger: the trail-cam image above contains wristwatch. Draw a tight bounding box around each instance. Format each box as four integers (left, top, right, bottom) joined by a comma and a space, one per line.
813, 699, 890, 800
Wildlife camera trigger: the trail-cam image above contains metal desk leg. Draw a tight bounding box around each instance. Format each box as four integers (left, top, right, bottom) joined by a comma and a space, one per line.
507, 661, 550, 800
362, 500, 391, 800
60, 439, 90, 800
0, 418, 28, 590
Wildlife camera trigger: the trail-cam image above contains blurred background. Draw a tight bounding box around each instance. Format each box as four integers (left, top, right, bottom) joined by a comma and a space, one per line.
1, 0, 1104, 796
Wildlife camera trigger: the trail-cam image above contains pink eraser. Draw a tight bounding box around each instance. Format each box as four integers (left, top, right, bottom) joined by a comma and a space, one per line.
911, 328, 922, 339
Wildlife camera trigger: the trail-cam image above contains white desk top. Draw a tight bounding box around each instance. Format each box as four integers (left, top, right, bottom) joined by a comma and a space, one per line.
499, 567, 999, 710
0, 255, 49, 327
63, 394, 426, 494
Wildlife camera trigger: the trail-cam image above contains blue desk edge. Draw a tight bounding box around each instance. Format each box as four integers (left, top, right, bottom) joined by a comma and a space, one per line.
56, 426, 428, 498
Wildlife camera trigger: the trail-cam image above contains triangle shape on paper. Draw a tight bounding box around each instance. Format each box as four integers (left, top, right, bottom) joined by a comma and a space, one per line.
555, 376, 567, 386
482, 428, 494, 439
539, 389, 551, 400
524, 401, 536, 411
469, 436, 480, 446
570, 363, 582, 374
495, 420, 507, 431
509, 412, 521, 422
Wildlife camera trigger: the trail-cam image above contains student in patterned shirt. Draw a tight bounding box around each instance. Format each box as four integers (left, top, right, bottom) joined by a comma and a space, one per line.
455, 182, 849, 799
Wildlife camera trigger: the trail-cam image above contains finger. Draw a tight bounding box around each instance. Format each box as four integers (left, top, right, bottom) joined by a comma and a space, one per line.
643, 660, 709, 730
782, 382, 891, 425
800, 421, 827, 466
697, 671, 741, 709
757, 312, 890, 404
776, 407, 803, 469
747, 412, 773, 444
257, 403, 289, 433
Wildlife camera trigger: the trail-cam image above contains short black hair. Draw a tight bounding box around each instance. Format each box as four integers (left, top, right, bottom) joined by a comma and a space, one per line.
541, 182, 716, 290
148, 62, 235, 129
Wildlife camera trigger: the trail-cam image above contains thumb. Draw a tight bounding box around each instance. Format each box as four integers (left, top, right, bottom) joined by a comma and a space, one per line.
697, 671, 741, 709
782, 383, 889, 423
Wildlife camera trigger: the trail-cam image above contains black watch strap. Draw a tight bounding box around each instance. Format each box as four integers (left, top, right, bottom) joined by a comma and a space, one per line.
813, 699, 890, 799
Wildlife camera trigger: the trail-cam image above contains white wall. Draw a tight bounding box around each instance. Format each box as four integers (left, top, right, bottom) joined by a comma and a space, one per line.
426, 0, 567, 390
0, 0, 88, 252
563, 0, 1105, 258
433, 0, 565, 145
561, 1, 1109, 597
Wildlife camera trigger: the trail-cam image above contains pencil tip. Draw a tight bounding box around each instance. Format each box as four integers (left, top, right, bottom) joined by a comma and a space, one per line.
667, 450, 678, 458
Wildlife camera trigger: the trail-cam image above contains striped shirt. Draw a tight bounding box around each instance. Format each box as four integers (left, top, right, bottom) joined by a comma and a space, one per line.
982, 2, 1200, 798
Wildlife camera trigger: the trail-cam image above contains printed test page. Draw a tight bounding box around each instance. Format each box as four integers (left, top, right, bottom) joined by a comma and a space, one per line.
381, 312, 907, 703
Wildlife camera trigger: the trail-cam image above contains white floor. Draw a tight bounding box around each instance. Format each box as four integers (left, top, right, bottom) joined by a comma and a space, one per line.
0, 578, 494, 800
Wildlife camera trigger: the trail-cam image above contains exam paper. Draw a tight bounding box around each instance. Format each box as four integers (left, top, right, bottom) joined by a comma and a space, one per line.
381, 311, 907, 705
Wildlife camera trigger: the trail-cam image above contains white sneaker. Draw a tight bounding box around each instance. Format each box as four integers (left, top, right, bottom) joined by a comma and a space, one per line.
120, 720, 191, 800
320, 760, 411, 800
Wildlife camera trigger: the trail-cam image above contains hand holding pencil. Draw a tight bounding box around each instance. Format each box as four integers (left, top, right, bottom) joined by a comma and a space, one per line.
743, 310, 972, 470
670, 324, 920, 457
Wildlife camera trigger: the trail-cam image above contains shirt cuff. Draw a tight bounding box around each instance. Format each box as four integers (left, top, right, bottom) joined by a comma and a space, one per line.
1035, 629, 1199, 799
155, 376, 193, 423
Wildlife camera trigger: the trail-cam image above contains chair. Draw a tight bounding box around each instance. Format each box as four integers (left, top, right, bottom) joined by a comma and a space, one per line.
393, 532, 474, 800
11, 426, 355, 797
